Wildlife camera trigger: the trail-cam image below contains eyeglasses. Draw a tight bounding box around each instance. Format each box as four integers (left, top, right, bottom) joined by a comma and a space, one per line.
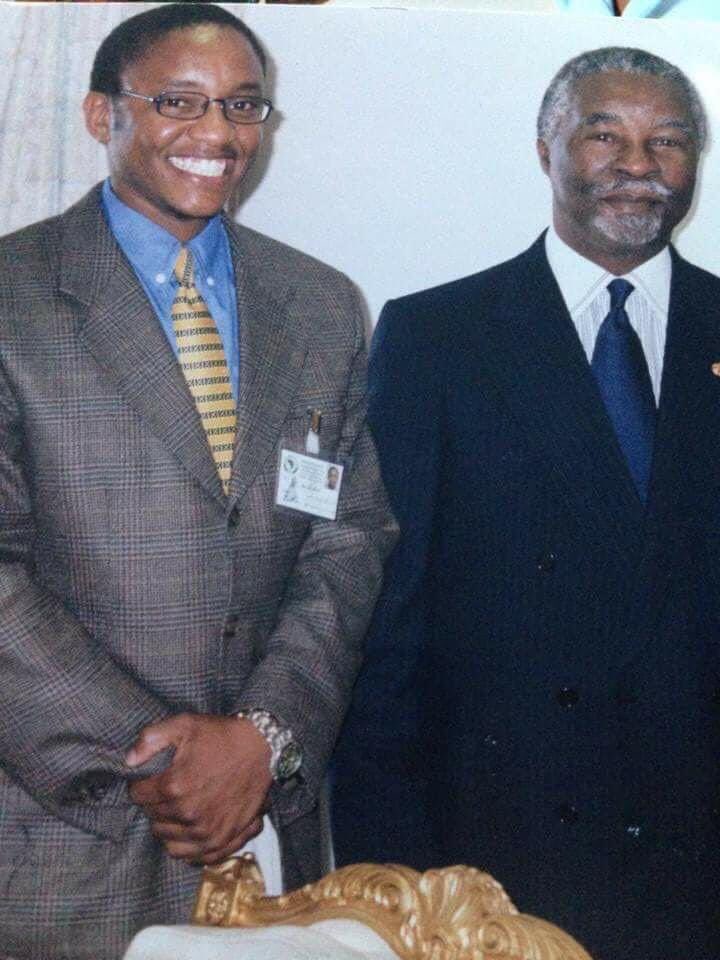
118, 90, 273, 125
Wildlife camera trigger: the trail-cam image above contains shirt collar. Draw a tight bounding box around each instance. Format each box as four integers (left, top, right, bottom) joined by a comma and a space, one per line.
101, 178, 225, 282
545, 223, 672, 319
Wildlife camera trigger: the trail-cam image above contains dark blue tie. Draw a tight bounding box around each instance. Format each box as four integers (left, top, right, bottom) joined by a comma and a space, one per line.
591, 279, 656, 503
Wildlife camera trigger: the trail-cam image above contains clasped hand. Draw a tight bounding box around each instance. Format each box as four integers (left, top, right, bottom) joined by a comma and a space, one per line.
126, 713, 272, 865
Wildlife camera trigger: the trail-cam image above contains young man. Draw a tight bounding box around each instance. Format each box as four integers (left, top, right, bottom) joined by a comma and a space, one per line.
0, 5, 395, 957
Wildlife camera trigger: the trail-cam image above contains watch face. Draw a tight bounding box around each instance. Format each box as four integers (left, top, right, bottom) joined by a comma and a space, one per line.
276, 742, 303, 781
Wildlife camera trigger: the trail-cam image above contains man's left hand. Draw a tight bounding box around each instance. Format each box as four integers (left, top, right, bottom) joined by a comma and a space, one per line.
126, 714, 272, 865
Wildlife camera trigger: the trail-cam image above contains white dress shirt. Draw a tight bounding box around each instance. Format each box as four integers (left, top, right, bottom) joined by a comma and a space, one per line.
240, 815, 283, 897
544, 225, 670, 404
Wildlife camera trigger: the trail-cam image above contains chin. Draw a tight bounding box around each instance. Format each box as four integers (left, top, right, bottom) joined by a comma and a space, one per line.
172, 196, 230, 222
169, 181, 236, 216
184, 203, 227, 219
592, 210, 664, 249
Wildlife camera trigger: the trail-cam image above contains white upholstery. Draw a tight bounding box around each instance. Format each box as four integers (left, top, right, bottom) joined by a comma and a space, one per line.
123, 919, 399, 960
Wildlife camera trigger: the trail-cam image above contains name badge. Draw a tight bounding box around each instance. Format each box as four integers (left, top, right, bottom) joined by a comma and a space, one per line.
275, 449, 343, 520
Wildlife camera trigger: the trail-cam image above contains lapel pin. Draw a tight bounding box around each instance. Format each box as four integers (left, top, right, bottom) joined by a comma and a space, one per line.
712, 363, 720, 377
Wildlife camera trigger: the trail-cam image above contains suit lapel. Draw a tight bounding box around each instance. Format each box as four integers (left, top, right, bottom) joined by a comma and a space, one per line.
59, 191, 308, 510
59, 187, 225, 502
225, 225, 308, 510
640, 251, 720, 602
475, 236, 646, 563
648, 249, 720, 519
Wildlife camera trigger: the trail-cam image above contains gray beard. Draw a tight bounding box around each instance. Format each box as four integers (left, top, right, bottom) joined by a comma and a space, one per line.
591, 206, 665, 248
585, 175, 671, 248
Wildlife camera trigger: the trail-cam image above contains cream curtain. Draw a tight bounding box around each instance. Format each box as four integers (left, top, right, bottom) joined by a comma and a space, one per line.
0, 3, 132, 235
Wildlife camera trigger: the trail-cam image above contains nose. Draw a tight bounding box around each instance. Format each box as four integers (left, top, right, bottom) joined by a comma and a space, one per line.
614, 137, 660, 179
188, 100, 237, 144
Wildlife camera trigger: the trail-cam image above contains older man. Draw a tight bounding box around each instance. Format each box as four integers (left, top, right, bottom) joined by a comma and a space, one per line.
0, 4, 395, 958
334, 47, 719, 959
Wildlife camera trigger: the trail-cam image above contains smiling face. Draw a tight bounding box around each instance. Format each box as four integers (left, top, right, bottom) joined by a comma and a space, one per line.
537, 71, 698, 273
84, 24, 265, 242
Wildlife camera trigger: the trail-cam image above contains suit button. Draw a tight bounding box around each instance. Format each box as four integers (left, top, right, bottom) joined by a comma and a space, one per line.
555, 803, 579, 824
555, 687, 579, 708
63, 772, 113, 805
65, 786, 89, 805
223, 614, 238, 640
536, 551, 556, 573
228, 506, 240, 528
711, 689, 720, 707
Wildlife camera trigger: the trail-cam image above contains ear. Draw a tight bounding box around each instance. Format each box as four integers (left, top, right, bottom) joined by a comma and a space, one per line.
83, 92, 112, 145
537, 137, 551, 176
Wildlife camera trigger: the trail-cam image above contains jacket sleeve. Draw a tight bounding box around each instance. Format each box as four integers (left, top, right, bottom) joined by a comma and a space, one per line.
0, 353, 173, 842
332, 297, 445, 868
233, 279, 399, 826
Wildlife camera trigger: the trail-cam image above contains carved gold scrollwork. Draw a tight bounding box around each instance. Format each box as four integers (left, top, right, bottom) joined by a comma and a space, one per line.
193, 855, 594, 960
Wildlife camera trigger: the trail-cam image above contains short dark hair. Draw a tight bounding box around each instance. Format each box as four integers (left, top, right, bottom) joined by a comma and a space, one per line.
537, 46, 706, 151
90, 3, 267, 95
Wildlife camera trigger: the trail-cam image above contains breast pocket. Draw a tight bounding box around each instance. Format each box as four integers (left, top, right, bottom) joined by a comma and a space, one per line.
278, 405, 345, 460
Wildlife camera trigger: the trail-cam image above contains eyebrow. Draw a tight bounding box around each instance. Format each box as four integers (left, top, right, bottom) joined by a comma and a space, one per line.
654, 118, 693, 134
580, 111, 692, 135
581, 112, 620, 127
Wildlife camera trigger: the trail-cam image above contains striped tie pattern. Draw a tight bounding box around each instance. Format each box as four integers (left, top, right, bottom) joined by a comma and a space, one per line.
172, 247, 236, 493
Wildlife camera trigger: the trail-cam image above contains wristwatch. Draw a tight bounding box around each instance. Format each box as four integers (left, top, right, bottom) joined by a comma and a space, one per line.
236, 709, 303, 782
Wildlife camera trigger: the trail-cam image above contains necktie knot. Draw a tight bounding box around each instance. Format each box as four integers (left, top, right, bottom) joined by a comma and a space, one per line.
174, 247, 193, 287
607, 277, 634, 312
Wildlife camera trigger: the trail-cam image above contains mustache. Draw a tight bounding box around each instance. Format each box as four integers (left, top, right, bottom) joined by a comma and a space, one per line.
582, 177, 674, 201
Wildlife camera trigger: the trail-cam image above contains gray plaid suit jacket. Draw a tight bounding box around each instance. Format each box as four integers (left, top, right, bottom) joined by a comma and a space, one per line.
0, 185, 396, 960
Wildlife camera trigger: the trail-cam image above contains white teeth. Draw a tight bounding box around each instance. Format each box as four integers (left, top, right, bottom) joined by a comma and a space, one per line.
169, 156, 227, 177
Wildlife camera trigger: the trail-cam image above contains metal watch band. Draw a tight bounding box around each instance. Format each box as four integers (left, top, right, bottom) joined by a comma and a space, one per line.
236, 708, 302, 782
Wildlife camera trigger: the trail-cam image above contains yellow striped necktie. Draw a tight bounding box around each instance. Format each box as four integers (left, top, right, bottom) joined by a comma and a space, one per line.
172, 247, 236, 494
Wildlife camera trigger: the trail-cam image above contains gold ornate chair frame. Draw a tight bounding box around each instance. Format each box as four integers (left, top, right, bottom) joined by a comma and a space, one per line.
193, 855, 594, 960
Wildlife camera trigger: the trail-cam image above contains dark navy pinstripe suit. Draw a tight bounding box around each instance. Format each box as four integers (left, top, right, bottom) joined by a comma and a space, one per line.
333, 236, 720, 959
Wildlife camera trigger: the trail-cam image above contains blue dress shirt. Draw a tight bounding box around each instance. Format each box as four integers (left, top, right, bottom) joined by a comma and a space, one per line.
101, 180, 240, 402
556, 0, 719, 16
